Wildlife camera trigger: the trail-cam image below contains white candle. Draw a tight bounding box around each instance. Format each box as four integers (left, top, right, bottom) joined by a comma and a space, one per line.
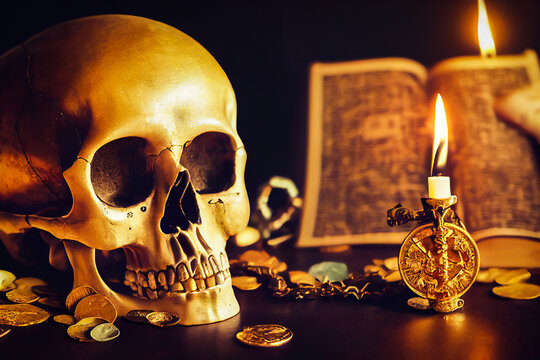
428, 176, 451, 199
429, 94, 452, 199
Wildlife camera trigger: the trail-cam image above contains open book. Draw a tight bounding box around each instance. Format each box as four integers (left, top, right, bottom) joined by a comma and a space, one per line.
297, 51, 540, 266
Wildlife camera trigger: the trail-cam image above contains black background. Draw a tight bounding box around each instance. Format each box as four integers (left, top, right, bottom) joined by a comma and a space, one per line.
2, 0, 540, 201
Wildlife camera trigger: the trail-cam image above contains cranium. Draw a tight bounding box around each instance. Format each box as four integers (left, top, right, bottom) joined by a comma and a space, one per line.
0, 15, 249, 325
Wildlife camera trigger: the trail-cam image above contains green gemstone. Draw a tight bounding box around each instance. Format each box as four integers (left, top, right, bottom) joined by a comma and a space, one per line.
308, 261, 348, 282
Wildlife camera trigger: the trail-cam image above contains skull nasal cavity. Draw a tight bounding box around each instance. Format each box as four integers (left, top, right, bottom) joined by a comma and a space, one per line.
160, 171, 201, 234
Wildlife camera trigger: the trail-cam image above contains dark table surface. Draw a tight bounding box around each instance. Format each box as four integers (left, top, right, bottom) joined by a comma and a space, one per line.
1, 244, 539, 360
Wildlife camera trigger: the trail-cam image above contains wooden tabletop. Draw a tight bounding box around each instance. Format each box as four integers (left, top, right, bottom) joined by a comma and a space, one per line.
1, 244, 539, 360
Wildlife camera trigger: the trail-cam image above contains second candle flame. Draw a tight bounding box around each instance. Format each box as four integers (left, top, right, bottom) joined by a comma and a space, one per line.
431, 94, 448, 176
477, 0, 496, 57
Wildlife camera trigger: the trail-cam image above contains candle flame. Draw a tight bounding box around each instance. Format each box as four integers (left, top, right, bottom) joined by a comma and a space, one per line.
431, 94, 448, 176
477, 0, 496, 57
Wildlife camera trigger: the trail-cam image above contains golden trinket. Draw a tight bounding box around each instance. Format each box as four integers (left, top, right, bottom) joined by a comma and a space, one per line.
388, 196, 480, 312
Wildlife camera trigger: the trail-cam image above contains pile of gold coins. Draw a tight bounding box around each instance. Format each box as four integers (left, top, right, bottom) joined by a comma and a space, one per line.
0, 269, 185, 342
477, 268, 540, 300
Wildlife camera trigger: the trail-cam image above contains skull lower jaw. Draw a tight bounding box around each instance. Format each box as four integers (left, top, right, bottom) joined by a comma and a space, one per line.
64, 240, 239, 325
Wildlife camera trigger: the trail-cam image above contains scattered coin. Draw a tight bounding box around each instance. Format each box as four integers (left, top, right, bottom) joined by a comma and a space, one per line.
0, 270, 16, 292
6, 277, 48, 304
90, 322, 120, 342
319, 245, 351, 253
407, 297, 432, 310
74, 294, 117, 323
67, 317, 107, 342
238, 250, 287, 273
476, 268, 508, 283
66, 285, 97, 311
232, 276, 262, 291
0, 282, 16, 293
384, 271, 402, 282
0, 304, 50, 326
0, 325, 10, 338
384, 257, 399, 271
494, 269, 531, 285
146, 311, 180, 327
234, 226, 261, 247
288, 271, 317, 287
124, 310, 153, 324
492, 283, 540, 300
363, 264, 380, 274
236, 324, 293, 347
372, 259, 385, 267
53, 314, 77, 325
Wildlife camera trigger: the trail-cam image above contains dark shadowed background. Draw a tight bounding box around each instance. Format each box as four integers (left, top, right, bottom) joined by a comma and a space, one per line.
2, 0, 540, 202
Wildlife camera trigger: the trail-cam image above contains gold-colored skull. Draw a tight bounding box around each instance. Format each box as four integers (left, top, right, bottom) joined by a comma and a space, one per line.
0, 15, 249, 325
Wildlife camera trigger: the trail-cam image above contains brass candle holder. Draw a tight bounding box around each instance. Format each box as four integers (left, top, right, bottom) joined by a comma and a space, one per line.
387, 195, 479, 312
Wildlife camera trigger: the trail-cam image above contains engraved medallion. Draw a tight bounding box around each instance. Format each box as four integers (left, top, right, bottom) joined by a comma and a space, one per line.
398, 223, 479, 309
146, 311, 180, 327
0, 304, 50, 326
236, 324, 293, 347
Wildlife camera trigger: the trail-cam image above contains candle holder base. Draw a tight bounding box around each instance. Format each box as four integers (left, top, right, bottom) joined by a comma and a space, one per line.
387, 196, 479, 313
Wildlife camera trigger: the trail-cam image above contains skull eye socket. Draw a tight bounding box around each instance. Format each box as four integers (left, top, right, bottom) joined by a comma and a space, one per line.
91, 137, 154, 207
180, 132, 236, 194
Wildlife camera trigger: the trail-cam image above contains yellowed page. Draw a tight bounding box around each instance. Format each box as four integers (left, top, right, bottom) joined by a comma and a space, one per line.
429, 50, 540, 241
298, 58, 430, 247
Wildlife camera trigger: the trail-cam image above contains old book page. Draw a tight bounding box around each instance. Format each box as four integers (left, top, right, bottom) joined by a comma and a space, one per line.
298, 58, 430, 247
430, 50, 540, 241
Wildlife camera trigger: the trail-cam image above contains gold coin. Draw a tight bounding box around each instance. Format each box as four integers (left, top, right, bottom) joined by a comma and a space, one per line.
124, 310, 153, 324
0, 325, 10, 338
363, 264, 380, 274
492, 283, 540, 300
476, 268, 508, 283
67, 317, 107, 342
384, 257, 399, 271
0, 270, 16, 292
90, 322, 120, 342
398, 223, 480, 302
232, 276, 262, 291
236, 324, 293, 347
407, 297, 432, 310
0, 304, 50, 326
288, 271, 317, 287
494, 269, 531, 285
74, 294, 117, 323
54, 314, 77, 325
238, 250, 287, 273
0, 282, 16, 293
372, 258, 385, 266
6, 277, 47, 304
66, 285, 97, 311
234, 226, 261, 247
384, 271, 402, 282
146, 311, 180, 327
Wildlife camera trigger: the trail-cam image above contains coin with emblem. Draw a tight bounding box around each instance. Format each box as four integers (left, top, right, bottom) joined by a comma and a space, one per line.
236, 324, 293, 347
146, 311, 180, 327
90, 322, 120, 342
124, 310, 153, 324
0, 304, 50, 326
66, 285, 97, 311
398, 223, 479, 302
74, 294, 117, 323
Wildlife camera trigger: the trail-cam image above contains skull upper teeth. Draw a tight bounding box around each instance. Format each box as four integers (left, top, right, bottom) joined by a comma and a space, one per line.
123, 252, 231, 299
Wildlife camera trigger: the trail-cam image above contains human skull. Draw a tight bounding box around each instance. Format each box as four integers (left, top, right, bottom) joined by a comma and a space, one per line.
0, 15, 249, 325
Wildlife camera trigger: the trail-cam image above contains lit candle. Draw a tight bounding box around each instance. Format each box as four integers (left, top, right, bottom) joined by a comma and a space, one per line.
428, 94, 451, 199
